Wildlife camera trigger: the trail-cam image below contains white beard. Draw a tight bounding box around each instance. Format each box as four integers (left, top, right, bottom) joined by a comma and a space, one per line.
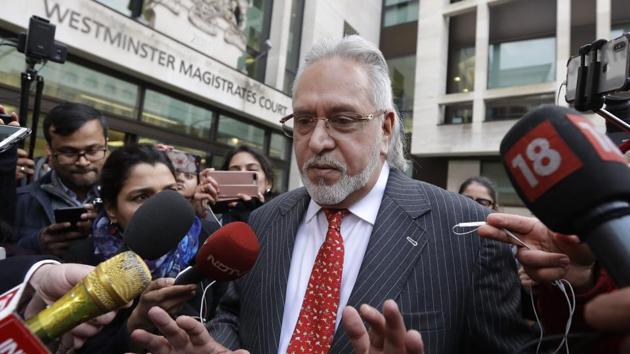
300, 142, 381, 205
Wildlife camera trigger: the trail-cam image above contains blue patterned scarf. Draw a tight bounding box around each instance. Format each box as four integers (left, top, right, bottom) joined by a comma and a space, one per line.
92, 212, 201, 279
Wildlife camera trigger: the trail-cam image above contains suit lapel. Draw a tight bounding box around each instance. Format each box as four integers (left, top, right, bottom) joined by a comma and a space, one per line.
330, 169, 432, 351
257, 188, 310, 353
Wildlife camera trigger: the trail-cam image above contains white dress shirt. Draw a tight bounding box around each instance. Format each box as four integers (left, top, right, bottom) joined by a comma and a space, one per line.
277, 163, 390, 354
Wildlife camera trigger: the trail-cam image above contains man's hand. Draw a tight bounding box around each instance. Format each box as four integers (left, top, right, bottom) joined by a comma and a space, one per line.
131, 306, 250, 354
38, 223, 87, 257
76, 203, 98, 236
24, 263, 118, 351
342, 299, 424, 354
478, 213, 595, 290
15, 148, 35, 180
127, 278, 197, 334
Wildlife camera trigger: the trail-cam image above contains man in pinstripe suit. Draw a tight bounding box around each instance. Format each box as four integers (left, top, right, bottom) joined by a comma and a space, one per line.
131, 35, 534, 354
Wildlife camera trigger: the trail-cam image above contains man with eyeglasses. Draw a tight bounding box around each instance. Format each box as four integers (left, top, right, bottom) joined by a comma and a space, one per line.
132, 36, 533, 354
13, 102, 108, 257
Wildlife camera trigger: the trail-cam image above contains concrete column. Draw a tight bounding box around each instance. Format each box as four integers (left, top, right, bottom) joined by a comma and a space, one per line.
264, 0, 293, 89
472, 1, 489, 125
596, 0, 611, 39
556, 0, 571, 106
446, 160, 481, 192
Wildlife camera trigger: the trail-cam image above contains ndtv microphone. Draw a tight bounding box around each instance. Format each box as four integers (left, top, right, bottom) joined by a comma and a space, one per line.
500, 105, 630, 286
175, 222, 260, 285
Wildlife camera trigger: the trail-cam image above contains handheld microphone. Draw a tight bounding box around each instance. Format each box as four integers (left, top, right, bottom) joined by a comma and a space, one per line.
123, 189, 195, 260
25, 251, 151, 341
500, 104, 630, 286
174, 222, 259, 285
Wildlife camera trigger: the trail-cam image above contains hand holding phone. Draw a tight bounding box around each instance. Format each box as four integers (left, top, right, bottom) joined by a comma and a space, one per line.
205, 170, 259, 202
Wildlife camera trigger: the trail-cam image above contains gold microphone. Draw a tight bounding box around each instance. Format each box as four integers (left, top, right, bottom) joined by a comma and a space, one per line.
25, 251, 151, 341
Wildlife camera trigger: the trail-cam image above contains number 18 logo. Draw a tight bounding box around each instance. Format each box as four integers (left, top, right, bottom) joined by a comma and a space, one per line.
504, 121, 583, 202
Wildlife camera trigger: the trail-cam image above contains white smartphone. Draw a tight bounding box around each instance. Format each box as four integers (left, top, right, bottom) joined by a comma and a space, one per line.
565, 33, 630, 103
0, 125, 30, 153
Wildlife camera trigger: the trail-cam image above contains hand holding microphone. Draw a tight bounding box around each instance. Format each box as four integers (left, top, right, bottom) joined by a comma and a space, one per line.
498, 104, 630, 286
25, 251, 151, 342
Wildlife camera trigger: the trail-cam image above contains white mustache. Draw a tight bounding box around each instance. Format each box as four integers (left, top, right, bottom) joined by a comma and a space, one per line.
303, 155, 346, 173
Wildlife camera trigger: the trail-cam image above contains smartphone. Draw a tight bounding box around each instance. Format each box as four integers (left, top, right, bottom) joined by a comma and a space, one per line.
566, 33, 630, 103
54, 206, 87, 230
0, 125, 30, 152
206, 170, 258, 201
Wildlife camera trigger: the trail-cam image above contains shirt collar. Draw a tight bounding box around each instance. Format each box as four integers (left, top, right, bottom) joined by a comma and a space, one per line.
304, 162, 390, 225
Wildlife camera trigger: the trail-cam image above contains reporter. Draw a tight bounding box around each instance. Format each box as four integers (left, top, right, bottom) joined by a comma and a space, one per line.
0, 105, 19, 231
195, 145, 273, 224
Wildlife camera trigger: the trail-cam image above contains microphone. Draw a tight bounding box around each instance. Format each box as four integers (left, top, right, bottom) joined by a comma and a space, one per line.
500, 104, 630, 286
25, 251, 151, 341
123, 189, 195, 260
174, 222, 259, 285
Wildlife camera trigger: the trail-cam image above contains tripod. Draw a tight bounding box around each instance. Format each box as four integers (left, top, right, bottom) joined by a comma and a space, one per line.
18, 57, 45, 160
573, 39, 630, 133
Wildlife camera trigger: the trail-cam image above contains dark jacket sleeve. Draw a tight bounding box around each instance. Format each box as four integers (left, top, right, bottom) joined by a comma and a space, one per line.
0, 255, 57, 293
13, 186, 51, 253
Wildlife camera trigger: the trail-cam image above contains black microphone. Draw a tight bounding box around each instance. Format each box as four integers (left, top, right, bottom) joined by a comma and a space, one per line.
123, 189, 195, 260
174, 222, 259, 285
500, 105, 630, 286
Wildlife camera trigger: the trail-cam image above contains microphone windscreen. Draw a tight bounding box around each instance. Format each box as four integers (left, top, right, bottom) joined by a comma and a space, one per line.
124, 189, 195, 260
500, 105, 630, 233
196, 221, 259, 281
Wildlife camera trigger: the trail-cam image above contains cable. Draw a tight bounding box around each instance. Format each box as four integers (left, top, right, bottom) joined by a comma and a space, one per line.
515, 331, 602, 354
198, 280, 216, 325
556, 81, 567, 106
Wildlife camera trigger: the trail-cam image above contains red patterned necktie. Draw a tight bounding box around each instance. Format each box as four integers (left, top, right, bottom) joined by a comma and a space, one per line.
287, 208, 347, 354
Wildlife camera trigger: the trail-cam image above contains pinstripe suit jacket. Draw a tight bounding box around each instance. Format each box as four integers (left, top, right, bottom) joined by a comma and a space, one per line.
209, 169, 534, 353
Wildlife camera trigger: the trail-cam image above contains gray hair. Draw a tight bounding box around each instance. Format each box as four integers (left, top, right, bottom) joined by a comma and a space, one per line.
292, 35, 408, 171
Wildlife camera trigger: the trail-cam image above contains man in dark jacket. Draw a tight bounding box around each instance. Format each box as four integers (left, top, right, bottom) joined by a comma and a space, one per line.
13, 103, 108, 257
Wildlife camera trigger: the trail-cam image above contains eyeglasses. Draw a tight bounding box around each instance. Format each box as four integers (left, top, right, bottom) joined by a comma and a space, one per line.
464, 195, 495, 208
53, 147, 108, 164
279, 110, 386, 138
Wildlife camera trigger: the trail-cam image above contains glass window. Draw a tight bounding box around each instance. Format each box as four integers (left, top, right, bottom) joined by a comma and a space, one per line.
269, 132, 289, 160
283, 0, 304, 94
443, 102, 472, 124
612, 0, 630, 38
107, 129, 127, 150
485, 93, 554, 121
481, 160, 524, 207
217, 114, 265, 150
387, 56, 416, 133
488, 0, 556, 89
0, 47, 139, 118
94, 0, 133, 16
271, 165, 286, 193
343, 22, 358, 36
142, 90, 213, 139
447, 11, 476, 94
241, 0, 274, 81
488, 37, 556, 89
383, 0, 419, 28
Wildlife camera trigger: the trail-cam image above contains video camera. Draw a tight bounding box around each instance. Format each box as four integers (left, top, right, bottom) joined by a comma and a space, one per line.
17, 16, 67, 64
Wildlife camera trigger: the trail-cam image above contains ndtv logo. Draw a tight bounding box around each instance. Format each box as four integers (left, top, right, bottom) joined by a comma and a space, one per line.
206, 254, 241, 276
0, 338, 24, 354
